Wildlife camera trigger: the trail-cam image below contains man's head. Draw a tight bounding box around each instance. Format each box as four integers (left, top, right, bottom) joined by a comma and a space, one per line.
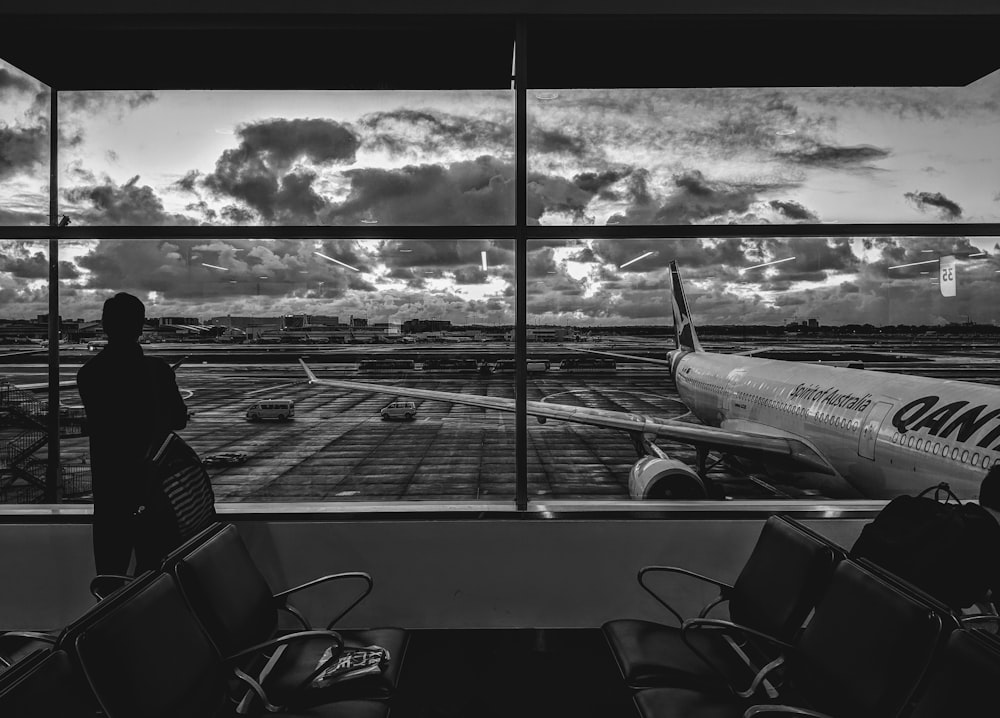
101, 292, 145, 343
981, 464, 1000, 517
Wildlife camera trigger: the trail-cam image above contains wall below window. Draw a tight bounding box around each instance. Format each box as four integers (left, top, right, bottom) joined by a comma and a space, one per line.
0, 509, 870, 631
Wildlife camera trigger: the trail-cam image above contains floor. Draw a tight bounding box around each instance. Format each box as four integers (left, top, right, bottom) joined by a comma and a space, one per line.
389, 629, 636, 718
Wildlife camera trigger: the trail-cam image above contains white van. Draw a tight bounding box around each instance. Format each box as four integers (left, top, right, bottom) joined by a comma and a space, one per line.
245, 399, 295, 421
380, 401, 417, 420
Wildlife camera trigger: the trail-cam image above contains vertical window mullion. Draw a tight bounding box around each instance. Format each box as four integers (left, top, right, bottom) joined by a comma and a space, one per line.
515, 17, 527, 511
46, 88, 61, 502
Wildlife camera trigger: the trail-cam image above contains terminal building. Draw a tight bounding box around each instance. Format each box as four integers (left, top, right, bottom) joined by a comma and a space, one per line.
2, 2, 1000, 715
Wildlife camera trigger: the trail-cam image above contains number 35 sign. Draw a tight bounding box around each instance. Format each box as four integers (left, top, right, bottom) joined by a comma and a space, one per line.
939, 254, 956, 297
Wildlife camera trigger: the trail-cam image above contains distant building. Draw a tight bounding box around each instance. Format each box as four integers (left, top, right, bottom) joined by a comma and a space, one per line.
504, 326, 576, 342
808, 318, 819, 328
402, 319, 452, 334
159, 316, 201, 326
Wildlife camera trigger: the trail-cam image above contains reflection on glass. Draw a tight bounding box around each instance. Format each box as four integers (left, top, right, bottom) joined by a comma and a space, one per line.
0, 240, 52, 502
527, 237, 1000, 501
0, 59, 49, 226
527, 74, 1000, 225
53, 238, 515, 503
58, 90, 514, 226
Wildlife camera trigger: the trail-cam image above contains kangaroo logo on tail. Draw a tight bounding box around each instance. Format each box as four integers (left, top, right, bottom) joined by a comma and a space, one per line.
669, 261, 702, 353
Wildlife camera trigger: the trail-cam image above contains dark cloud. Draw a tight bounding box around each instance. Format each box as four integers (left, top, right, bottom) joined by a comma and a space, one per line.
59, 91, 157, 115
220, 205, 255, 224
904, 191, 963, 219
324, 156, 514, 225
777, 142, 890, 168
531, 127, 587, 157
0, 124, 47, 180
175, 170, 202, 194
453, 267, 488, 284
0, 68, 37, 95
62, 176, 198, 226
359, 109, 511, 157
572, 169, 631, 194
0, 208, 47, 225
237, 118, 360, 169
768, 200, 818, 221
643, 170, 771, 225
185, 200, 217, 222
201, 118, 360, 222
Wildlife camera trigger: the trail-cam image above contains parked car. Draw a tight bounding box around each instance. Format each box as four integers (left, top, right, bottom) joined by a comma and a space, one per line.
380, 401, 417, 420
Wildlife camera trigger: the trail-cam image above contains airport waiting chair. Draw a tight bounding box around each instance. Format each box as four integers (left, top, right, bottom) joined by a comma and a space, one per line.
633, 559, 948, 718
0, 648, 100, 718
58, 569, 388, 718
602, 515, 841, 695
170, 523, 408, 710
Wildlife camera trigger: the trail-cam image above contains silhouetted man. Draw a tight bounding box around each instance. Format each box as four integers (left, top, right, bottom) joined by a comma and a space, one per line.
77, 293, 188, 575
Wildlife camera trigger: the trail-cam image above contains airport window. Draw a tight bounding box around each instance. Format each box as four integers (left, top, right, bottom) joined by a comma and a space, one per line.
0, 60, 49, 226
49, 237, 515, 504
527, 79, 1000, 225
3, 25, 1000, 509
57, 90, 515, 227
0, 240, 52, 502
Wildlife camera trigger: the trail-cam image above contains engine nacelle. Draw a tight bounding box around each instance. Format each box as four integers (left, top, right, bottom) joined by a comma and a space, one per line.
629, 456, 709, 500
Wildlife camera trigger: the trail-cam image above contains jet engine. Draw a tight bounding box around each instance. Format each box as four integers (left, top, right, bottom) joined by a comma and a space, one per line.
629, 455, 709, 499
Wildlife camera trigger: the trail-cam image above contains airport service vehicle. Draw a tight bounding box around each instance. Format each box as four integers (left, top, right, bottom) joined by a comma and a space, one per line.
246, 399, 295, 422
300, 261, 1000, 501
380, 401, 417, 420
493, 359, 549, 373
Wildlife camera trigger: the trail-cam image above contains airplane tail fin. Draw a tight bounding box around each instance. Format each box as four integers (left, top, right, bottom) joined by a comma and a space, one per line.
669, 261, 703, 352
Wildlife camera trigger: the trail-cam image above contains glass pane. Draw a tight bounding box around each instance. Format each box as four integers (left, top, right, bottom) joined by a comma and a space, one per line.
59, 237, 515, 503
0, 59, 49, 225
528, 73, 1000, 225
527, 236, 1000, 501
0, 240, 52, 502
58, 90, 514, 226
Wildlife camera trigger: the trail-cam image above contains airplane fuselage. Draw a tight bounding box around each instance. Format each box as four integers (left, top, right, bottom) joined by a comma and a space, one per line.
673, 351, 1000, 498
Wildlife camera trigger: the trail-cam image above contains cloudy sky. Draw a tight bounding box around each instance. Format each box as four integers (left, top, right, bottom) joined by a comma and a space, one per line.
2, 58, 999, 327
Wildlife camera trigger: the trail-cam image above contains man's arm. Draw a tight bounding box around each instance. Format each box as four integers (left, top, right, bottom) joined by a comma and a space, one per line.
157, 362, 188, 430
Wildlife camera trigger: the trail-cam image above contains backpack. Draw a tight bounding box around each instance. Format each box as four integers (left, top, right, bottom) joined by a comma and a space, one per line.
851, 482, 999, 610
133, 431, 217, 570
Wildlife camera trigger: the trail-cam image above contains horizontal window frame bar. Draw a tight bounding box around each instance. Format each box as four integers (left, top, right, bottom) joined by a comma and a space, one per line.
0, 499, 887, 523
3, 223, 999, 241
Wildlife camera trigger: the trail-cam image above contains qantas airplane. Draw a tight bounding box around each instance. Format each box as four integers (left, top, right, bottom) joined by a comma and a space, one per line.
300, 262, 999, 501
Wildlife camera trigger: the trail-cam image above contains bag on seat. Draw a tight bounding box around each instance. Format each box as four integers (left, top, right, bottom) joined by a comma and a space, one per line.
851, 482, 1000, 610
133, 431, 217, 569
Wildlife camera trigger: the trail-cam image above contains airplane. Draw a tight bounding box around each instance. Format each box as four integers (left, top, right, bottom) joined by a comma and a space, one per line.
300, 261, 1000, 501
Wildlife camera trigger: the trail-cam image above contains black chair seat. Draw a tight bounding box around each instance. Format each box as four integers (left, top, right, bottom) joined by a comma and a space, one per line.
268, 627, 408, 705
634, 686, 745, 718
603, 619, 753, 691
284, 701, 388, 718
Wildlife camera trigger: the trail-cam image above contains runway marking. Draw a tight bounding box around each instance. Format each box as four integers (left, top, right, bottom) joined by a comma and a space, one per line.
245, 381, 304, 396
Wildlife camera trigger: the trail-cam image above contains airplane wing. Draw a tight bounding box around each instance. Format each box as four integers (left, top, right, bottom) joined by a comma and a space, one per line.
299, 360, 833, 474
567, 347, 673, 367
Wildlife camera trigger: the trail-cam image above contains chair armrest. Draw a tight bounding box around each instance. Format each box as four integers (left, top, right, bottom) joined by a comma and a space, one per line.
961, 613, 1000, 628
638, 566, 733, 626
682, 618, 794, 699
273, 571, 374, 629
0, 631, 57, 644
89, 574, 134, 600
745, 706, 834, 718
225, 629, 344, 664
232, 666, 285, 714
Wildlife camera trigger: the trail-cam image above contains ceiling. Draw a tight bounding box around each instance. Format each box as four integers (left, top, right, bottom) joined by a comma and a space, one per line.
1, 11, 998, 90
